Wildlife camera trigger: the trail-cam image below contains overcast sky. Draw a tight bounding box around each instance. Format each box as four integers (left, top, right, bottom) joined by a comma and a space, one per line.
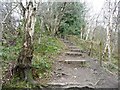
0, 0, 105, 14
84, 0, 105, 14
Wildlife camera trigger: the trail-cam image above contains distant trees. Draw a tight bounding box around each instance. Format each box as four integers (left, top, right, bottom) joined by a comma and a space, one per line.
59, 2, 85, 36
37, 2, 68, 36
37, 2, 86, 37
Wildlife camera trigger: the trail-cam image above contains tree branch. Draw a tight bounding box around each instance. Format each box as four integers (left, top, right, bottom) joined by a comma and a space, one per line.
2, 4, 19, 23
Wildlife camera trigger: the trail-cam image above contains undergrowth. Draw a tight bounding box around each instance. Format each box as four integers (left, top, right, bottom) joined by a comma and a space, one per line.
2, 33, 65, 89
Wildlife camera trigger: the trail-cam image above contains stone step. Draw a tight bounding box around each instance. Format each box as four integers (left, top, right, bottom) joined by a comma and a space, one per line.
47, 82, 67, 86
64, 59, 87, 62
64, 41, 74, 46
66, 42, 74, 44
64, 59, 88, 66
63, 41, 70, 43
65, 52, 83, 56
70, 49, 82, 52
68, 46, 78, 49
60, 38, 65, 41
46, 82, 94, 89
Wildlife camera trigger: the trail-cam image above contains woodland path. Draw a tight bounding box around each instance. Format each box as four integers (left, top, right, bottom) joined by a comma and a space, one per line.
42, 39, 118, 90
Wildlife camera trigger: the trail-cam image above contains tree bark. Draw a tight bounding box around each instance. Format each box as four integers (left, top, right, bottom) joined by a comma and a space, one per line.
14, 1, 36, 83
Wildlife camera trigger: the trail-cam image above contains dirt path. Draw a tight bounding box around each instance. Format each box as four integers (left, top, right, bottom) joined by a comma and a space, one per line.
43, 39, 118, 89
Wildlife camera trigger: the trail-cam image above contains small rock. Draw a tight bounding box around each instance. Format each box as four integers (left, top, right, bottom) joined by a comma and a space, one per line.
85, 79, 90, 82
93, 71, 98, 74
73, 76, 77, 78
61, 73, 66, 76
54, 71, 56, 74
68, 62, 71, 64
57, 68, 62, 71
56, 72, 67, 77
93, 69, 97, 71
74, 68, 77, 70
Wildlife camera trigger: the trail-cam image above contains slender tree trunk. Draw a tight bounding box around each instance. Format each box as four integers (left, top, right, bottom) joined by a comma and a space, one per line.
80, 25, 85, 39
99, 41, 102, 66
39, 17, 43, 44
15, 1, 36, 83
103, 0, 112, 63
80, 28, 83, 39
85, 27, 90, 40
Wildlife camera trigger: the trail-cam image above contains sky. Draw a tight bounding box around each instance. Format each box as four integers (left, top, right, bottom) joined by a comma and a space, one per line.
84, 0, 105, 14
0, 0, 105, 14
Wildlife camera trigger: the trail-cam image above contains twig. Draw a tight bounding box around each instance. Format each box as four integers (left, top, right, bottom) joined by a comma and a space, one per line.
94, 80, 100, 86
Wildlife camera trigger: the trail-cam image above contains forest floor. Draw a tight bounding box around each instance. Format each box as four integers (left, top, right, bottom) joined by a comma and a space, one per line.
43, 38, 118, 89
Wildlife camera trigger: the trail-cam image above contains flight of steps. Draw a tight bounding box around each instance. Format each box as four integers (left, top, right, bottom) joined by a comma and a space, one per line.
62, 39, 89, 66
44, 39, 92, 90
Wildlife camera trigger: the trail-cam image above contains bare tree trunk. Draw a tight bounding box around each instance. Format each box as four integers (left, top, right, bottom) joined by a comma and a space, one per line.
39, 17, 43, 44
80, 28, 83, 39
99, 41, 102, 66
85, 27, 91, 40
80, 25, 85, 39
103, 0, 112, 63
15, 1, 36, 83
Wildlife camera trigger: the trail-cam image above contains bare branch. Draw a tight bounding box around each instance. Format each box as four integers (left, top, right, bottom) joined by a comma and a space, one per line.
2, 3, 19, 23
